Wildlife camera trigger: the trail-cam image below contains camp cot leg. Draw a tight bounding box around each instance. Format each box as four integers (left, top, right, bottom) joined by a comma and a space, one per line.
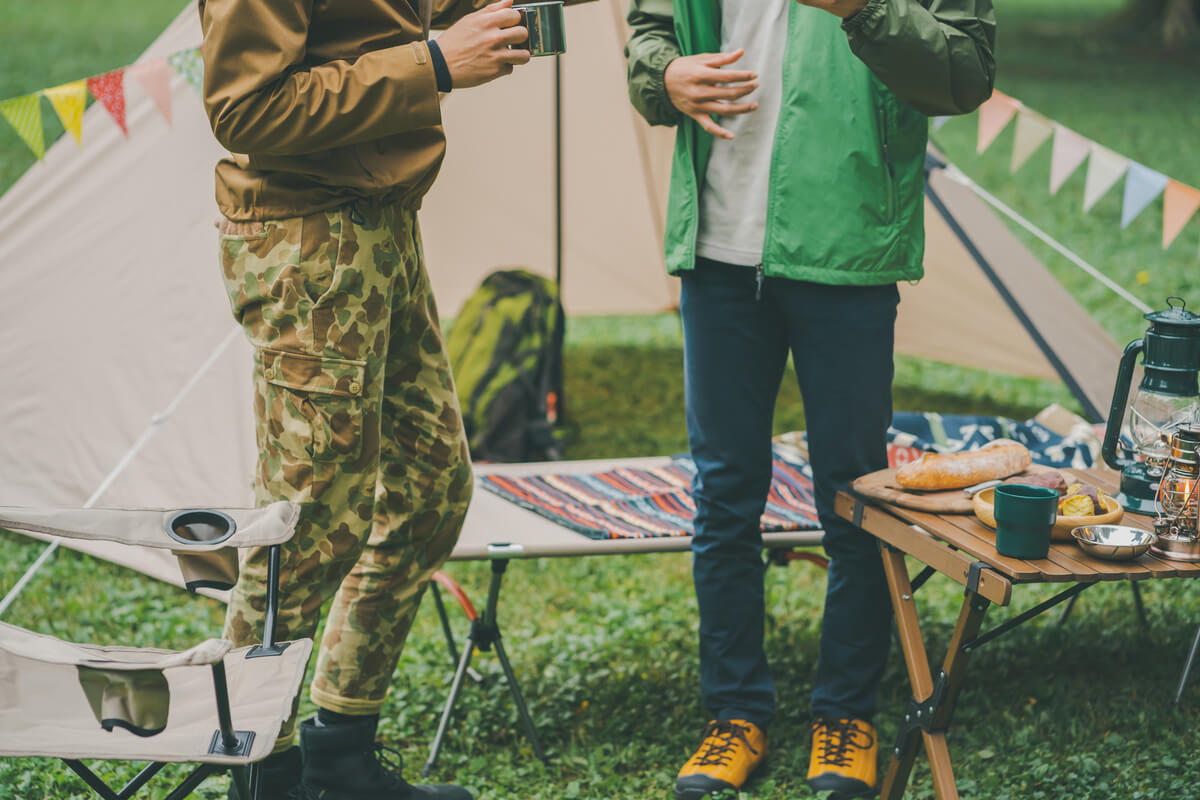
493, 635, 547, 763
430, 575, 484, 684
423, 632, 477, 776
431, 582, 461, 669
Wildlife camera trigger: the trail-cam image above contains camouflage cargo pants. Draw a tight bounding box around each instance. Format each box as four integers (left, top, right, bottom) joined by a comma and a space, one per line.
218, 200, 473, 743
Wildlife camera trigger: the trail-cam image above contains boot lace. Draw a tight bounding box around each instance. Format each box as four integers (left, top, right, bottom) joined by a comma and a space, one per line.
814, 719, 875, 769
372, 743, 414, 788
694, 720, 759, 768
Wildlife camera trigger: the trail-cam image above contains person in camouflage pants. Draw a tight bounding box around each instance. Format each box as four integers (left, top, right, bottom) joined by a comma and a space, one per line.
218, 199, 473, 780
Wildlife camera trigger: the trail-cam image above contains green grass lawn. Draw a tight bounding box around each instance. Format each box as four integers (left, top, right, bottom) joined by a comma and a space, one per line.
3, 0, 1200, 798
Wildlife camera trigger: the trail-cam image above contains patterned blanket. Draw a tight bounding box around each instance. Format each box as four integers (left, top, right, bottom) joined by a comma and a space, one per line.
887, 405, 1104, 470
480, 452, 821, 540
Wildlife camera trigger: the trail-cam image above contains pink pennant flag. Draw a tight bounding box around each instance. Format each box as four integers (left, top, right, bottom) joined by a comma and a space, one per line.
976, 90, 1020, 154
1049, 124, 1090, 196
86, 69, 127, 136
1163, 181, 1200, 250
1009, 109, 1053, 173
128, 59, 172, 126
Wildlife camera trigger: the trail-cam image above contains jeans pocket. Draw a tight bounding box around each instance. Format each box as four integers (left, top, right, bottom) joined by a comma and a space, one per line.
257, 347, 367, 463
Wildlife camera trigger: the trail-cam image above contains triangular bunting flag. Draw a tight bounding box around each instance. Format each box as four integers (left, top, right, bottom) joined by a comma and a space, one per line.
1049, 125, 1090, 195
128, 59, 172, 126
1121, 163, 1169, 229
1082, 144, 1129, 212
0, 93, 45, 160
976, 90, 1020, 154
42, 80, 88, 147
1009, 109, 1053, 173
86, 69, 127, 136
932, 116, 950, 131
1163, 180, 1200, 249
168, 48, 204, 96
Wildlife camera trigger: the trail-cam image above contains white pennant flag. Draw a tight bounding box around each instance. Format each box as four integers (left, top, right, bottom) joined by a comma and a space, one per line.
1083, 144, 1129, 213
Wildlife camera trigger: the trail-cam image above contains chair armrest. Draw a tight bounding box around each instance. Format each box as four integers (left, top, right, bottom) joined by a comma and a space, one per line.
0, 502, 299, 551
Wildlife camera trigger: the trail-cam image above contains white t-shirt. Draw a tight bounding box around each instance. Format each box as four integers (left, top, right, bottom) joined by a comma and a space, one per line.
695, 0, 789, 267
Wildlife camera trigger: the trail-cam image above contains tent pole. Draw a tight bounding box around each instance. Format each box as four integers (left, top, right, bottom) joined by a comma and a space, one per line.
551, 52, 566, 421
924, 180, 1104, 423
555, 53, 563, 291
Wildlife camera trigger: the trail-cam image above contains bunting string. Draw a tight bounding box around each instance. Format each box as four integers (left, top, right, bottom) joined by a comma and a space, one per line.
4, 52, 1197, 261
0, 47, 199, 160
942, 91, 1200, 259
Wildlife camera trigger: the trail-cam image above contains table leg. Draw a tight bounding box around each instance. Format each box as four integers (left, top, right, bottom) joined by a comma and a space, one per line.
878, 546, 990, 800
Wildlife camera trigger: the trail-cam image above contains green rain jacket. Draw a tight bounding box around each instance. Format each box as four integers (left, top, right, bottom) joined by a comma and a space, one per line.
625, 0, 996, 284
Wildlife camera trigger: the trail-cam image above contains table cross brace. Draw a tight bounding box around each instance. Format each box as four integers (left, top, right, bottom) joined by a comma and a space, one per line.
961, 582, 1092, 654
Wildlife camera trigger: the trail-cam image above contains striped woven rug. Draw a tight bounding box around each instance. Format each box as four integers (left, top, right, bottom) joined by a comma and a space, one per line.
479, 453, 821, 540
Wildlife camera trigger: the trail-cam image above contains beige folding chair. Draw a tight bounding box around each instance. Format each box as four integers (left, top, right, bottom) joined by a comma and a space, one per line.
0, 504, 312, 799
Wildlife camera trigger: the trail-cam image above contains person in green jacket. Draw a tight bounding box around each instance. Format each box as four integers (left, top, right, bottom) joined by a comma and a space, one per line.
625, 0, 995, 796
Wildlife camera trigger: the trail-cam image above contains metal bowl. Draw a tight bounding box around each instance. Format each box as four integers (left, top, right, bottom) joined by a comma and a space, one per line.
1071, 525, 1158, 561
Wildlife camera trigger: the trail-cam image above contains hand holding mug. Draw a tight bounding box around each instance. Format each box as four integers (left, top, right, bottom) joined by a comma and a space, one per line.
436, 0, 531, 89
664, 49, 759, 141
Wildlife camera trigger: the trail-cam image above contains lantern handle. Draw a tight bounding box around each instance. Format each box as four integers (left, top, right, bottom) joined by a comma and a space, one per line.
1102, 338, 1145, 471
1167, 296, 1187, 310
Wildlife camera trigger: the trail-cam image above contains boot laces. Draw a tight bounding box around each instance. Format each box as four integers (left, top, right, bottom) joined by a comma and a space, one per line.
371, 743, 414, 789
694, 720, 759, 768
815, 719, 874, 769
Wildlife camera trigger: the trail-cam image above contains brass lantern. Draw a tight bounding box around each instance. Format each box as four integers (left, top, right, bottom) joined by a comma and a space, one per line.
1153, 424, 1200, 561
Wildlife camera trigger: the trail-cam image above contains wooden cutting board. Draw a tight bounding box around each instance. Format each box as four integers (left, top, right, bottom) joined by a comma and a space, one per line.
851, 464, 1061, 514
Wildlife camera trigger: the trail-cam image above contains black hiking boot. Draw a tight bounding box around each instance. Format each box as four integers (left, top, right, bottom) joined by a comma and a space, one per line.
298, 717, 472, 799
228, 745, 302, 799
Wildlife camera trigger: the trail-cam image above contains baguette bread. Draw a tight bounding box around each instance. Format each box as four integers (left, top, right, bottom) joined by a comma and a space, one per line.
894, 439, 1032, 491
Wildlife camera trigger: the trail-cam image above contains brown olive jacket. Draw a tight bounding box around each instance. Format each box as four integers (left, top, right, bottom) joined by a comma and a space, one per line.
200, 0, 494, 220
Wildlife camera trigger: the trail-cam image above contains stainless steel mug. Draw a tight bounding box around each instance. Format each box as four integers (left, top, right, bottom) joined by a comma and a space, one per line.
515, 1, 566, 56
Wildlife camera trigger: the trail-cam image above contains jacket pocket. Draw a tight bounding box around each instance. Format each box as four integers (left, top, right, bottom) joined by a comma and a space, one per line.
257, 347, 366, 463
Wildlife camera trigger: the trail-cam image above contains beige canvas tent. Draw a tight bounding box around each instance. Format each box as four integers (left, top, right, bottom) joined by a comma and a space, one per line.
0, 4, 1121, 585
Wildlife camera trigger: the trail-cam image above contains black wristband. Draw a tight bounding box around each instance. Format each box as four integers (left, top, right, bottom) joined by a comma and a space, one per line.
427, 40, 453, 93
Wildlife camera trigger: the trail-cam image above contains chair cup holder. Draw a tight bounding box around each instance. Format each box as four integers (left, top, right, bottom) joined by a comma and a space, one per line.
166, 510, 237, 547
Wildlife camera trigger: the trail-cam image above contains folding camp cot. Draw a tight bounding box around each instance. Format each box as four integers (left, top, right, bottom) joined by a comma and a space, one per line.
0, 503, 310, 800
421, 457, 828, 774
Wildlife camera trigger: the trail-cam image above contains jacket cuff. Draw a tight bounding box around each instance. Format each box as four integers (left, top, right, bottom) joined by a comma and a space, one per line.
427, 40, 453, 93
398, 41, 444, 129
643, 49, 682, 126
843, 0, 886, 35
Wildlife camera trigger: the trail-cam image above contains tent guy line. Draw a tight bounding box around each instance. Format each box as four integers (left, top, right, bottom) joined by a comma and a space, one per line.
0, 325, 244, 619
944, 164, 1154, 315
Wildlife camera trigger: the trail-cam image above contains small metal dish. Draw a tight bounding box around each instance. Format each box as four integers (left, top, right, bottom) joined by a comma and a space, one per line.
1071, 525, 1157, 561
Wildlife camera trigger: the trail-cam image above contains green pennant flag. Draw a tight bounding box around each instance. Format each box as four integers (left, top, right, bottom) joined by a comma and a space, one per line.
0, 93, 45, 160
168, 48, 204, 96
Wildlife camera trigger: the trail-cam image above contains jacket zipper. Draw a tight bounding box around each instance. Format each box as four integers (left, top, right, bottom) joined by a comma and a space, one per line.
755, 264, 764, 301
878, 103, 897, 223
758, 4, 796, 280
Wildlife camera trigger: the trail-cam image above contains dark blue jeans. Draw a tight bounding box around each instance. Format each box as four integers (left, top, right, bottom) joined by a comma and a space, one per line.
681, 257, 899, 730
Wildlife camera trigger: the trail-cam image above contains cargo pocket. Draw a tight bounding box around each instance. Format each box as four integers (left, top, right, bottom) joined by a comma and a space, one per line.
257, 347, 367, 463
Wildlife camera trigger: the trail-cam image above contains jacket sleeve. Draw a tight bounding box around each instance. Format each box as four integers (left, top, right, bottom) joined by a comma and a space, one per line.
842, 0, 996, 116
200, 0, 442, 156
624, 0, 682, 127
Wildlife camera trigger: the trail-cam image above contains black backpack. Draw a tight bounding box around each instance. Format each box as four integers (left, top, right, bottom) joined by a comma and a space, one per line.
447, 269, 565, 462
